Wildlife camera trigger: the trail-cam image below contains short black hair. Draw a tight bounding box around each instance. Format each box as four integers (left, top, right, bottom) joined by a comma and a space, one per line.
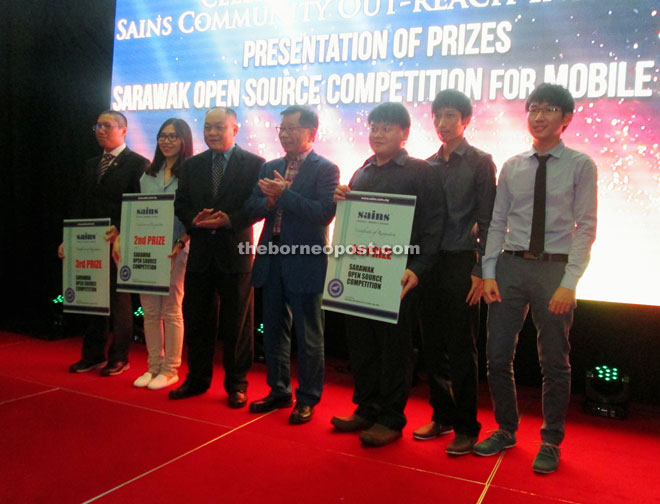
281, 105, 319, 130
99, 110, 127, 128
368, 102, 411, 130
432, 89, 472, 119
526, 83, 575, 115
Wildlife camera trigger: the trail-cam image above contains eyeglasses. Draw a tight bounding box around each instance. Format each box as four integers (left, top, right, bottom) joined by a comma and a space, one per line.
276, 126, 305, 135
527, 106, 561, 116
158, 133, 179, 143
369, 124, 396, 134
92, 123, 120, 132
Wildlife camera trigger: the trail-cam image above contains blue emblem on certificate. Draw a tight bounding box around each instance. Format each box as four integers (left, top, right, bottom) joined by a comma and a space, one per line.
327, 279, 344, 298
64, 288, 75, 303
119, 265, 132, 281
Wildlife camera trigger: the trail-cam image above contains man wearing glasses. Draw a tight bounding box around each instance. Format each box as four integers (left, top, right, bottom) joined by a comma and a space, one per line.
474, 84, 598, 473
331, 102, 445, 446
62, 110, 148, 376
171, 107, 264, 408
246, 106, 339, 424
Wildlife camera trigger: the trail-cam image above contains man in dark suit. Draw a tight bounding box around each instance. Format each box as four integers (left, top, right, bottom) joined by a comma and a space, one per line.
170, 107, 264, 408
61, 110, 148, 376
246, 106, 339, 424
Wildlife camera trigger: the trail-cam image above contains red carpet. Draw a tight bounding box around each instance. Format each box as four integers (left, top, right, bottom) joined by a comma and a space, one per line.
1, 331, 659, 503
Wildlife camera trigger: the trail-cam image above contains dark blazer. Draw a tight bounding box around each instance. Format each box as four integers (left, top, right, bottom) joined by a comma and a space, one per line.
246, 151, 339, 293
74, 147, 148, 229
175, 145, 264, 274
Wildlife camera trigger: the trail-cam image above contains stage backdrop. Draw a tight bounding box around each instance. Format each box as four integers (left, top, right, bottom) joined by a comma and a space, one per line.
110, 0, 659, 306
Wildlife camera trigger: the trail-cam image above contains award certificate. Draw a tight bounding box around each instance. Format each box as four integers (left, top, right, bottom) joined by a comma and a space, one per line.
116, 193, 174, 295
62, 218, 111, 315
322, 191, 416, 324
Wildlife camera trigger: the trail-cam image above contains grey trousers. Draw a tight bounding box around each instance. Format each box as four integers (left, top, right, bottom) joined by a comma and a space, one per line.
486, 252, 574, 445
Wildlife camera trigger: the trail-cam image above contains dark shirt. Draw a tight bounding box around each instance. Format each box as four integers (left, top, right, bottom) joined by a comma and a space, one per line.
349, 149, 445, 277
427, 138, 496, 277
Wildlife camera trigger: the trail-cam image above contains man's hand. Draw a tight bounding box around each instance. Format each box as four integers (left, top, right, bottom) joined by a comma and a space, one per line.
465, 275, 484, 306
58, 242, 64, 259
400, 269, 419, 299
112, 234, 121, 264
333, 184, 350, 202
104, 225, 119, 244
192, 208, 215, 227
483, 278, 502, 304
194, 210, 230, 229
258, 171, 289, 200
548, 286, 576, 314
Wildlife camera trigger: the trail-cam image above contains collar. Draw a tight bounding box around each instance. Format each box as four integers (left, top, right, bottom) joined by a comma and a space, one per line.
527, 140, 565, 160
365, 148, 408, 169
156, 162, 178, 189
286, 147, 312, 164
212, 144, 236, 163
437, 138, 468, 161
104, 144, 126, 157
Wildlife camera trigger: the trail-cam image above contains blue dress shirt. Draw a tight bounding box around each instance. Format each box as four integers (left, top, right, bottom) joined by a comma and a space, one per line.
482, 141, 597, 290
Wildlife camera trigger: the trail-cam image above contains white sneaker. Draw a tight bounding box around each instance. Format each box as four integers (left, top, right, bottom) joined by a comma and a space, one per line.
133, 372, 154, 388
147, 374, 179, 390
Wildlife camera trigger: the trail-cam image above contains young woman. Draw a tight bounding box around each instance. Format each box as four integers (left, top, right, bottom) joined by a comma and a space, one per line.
121, 118, 193, 390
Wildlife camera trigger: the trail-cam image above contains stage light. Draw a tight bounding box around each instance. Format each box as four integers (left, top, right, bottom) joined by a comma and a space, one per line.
584, 365, 630, 419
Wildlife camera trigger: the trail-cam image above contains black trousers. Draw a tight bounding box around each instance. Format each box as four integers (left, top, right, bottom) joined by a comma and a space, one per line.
182, 268, 253, 394
418, 251, 481, 437
345, 295, 416, 431
81, 262, 133, 364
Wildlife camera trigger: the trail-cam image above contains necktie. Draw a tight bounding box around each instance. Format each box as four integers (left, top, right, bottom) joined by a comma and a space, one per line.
97, 153, 115, 183
529, 154, 551, 255
211, 153, 225, 196
273, 156, 302, 234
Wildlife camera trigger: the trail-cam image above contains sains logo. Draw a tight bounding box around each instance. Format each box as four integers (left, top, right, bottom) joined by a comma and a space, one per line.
357, 210, 390, 222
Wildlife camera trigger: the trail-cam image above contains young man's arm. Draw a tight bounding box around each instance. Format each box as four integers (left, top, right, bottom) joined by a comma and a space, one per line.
549, 156, 598, 313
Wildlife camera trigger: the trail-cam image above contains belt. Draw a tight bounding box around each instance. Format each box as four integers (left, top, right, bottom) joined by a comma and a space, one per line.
503, 250, 568, 263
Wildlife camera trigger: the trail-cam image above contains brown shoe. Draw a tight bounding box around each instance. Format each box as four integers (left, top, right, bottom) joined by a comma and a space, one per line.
446, 434, 477, 455
412, 421, 453, 441
359, 423, 402, 447
330, 413, 373, 432
289, 404, 314, 425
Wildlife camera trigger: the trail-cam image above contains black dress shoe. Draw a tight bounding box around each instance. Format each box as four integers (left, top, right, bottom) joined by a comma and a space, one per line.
99, 361, 130, 377
330, 413, 374, 432
228, 391, 247, 409
69, 359, 106, 373
289, 404, 314, 425
169, 381, 207, 400
249, 394, 293, 413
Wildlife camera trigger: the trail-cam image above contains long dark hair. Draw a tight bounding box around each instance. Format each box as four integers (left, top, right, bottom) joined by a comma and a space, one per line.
145, 118, 193, 177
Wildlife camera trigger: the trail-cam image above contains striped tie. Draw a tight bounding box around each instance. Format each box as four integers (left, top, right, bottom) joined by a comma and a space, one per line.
211, 153, 225, 196
97, 153, 115, 183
